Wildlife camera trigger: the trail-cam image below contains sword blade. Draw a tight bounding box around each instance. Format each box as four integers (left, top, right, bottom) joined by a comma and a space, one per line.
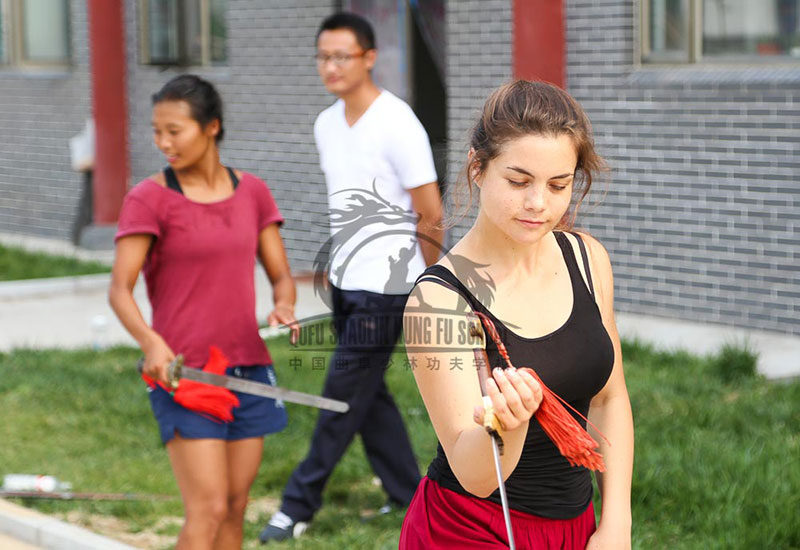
491, 435, 516, 550
180, 368, 349, 414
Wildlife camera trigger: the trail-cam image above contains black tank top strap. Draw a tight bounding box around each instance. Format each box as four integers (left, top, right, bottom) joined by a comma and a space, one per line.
162, 166, 239, 194
226, 166, 239, 189
568, 232, 595, 297
554, 231, 595, 300
163, 166, 183, 195
414, 264, 484, 313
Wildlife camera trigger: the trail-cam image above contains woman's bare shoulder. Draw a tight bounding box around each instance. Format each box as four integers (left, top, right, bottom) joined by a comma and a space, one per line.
572, 231, 611, 271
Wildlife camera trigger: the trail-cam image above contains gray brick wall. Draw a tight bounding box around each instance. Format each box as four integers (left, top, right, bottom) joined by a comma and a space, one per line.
0, 0, 91, 239
565, 0, 800, 336
445, 1, 512, 243
125, 0, 335, 273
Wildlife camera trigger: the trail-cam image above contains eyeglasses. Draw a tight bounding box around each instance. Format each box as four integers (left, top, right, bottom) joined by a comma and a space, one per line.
314, 51, 367, 67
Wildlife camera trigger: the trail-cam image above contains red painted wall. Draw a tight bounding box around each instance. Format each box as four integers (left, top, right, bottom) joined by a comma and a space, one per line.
87, 0, 129, 223
513, 0, 565, 88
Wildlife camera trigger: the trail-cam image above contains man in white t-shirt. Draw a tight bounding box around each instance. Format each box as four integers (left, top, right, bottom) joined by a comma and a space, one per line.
260, 12, 443, 543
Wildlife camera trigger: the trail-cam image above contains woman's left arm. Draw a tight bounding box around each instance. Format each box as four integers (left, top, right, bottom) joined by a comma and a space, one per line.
582, 234, 634, 550
258, 223, 299, 343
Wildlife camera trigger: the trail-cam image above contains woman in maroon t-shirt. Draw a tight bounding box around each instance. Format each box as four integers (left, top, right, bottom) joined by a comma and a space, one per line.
109, 74, 298, 549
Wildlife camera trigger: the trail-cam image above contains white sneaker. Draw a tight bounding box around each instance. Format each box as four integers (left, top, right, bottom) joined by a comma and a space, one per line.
259, 511, 309, 543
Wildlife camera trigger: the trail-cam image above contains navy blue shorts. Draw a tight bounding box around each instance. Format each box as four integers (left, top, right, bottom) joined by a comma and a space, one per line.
148, 364, 288, 444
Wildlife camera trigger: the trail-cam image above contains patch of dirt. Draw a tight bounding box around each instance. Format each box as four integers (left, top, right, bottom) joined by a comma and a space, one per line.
58, 510, 180, 550
244, 495, 280, 523
724, 391, 741, 403
55, 496, 279, 548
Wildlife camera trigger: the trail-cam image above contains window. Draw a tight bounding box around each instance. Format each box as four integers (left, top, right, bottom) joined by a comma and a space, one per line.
0, 0, 71, 67
140, 0, 227, 66
642, 0, 800, 63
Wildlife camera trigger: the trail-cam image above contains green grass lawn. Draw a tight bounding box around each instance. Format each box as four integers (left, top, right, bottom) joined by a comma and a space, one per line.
0, 243, 109, 281
0, 338, 798, 549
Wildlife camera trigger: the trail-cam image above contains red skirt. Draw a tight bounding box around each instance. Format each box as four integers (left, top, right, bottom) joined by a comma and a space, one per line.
399, 477, 596, 549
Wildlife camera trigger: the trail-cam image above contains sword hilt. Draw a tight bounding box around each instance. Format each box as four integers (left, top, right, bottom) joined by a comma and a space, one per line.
468, 314, 514, 549
467, 313, 505, 455
167, 355, 184, 391
136, 355, 184, 391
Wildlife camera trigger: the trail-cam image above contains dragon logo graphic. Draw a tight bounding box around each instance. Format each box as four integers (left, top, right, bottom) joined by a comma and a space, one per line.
312, 180, 496, 313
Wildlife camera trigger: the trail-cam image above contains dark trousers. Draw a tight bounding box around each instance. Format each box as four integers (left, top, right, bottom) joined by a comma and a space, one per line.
281, 287, 421, 522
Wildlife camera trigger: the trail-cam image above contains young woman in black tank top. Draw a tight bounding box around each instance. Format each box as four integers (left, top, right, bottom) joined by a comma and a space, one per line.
399, 81, 634, 550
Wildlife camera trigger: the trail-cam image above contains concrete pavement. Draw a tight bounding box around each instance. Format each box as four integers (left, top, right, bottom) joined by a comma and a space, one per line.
0, 532, 41, 550
0, 232, 330, 350
2, 230, 798, 380
616, 312, 800, 382
0, 269, 329, 351
0, 258, 796, 380
0, 499, 134, 550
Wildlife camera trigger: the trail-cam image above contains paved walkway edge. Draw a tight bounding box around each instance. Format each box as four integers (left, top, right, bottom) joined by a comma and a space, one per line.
1, 271, 798, 381
0, 499, 137, 550
616, 312, 800, 381
0, 232, 114, 265
0, 273, 111, 300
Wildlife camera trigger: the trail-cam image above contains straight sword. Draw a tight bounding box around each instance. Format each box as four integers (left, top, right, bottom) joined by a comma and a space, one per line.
468, 314, 516, 550
0, 490, 175, 501
138, 356, 350, 414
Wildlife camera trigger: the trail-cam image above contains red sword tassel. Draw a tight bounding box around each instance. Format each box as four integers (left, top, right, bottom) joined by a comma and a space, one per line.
142, 346, 240, 422
474, 312, 609, 472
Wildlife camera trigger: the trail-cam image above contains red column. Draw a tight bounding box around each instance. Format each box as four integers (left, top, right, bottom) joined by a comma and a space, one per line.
87, 0, 128, 223
513, 0, 565, 88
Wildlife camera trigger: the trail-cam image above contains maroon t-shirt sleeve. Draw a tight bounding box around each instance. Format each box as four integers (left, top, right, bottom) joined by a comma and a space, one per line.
115, 182, 162, 241
251, 175, 284, 231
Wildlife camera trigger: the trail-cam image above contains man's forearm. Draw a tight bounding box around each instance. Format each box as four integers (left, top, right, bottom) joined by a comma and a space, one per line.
417, 219, 444, 266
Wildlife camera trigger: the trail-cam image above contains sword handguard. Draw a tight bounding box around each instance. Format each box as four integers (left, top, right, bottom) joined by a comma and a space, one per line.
136, 355, 184, 393
167, 355, 184, 391
482, 395, 503, 435
467, 313, 505, 455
